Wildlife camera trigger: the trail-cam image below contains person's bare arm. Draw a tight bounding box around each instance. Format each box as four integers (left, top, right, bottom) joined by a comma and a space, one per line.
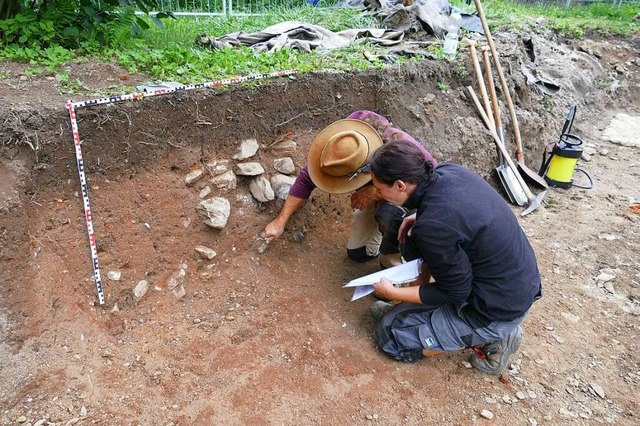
261, 195, 306, 242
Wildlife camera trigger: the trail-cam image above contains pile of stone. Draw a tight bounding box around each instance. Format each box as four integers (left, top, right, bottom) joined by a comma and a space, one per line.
186, 137, 298, 230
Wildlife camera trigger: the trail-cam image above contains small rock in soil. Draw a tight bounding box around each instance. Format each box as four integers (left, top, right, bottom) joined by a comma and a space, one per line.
589, 383, 605, 398
199, 185, 211, 198
107, 270, 121, 281
195, 245, 217, 260
184, 169, 204, 186
133, 280, 149, 301
233, 138, 259, 160
273, 157, 295, 174
210, 170, 237, 191
480, 410, 494, 420
235, 162, 265, 176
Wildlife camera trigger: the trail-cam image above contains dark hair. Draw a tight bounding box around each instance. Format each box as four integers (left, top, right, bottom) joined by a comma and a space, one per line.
369, 140, 434, 185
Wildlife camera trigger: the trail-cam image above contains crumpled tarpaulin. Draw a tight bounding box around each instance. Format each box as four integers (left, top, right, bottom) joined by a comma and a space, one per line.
366, 0, 483, 36
196, 21, 404, 54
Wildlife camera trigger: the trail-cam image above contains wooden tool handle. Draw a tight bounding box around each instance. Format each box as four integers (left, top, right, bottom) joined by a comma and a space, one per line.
473, 0, 524, 156
467, 41, 494, 129
480, 46, 502, 132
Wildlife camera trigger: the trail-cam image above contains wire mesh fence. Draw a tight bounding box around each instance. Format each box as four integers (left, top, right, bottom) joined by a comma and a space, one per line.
154, 0, 318, 15
154, 0, 639, 16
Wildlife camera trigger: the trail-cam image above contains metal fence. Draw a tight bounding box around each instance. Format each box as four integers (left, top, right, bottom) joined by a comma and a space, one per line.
155, 0, 311, 15
155, 0, 639, 16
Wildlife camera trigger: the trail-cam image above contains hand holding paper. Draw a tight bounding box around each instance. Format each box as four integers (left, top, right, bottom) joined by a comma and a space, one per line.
343, 259, 423, 301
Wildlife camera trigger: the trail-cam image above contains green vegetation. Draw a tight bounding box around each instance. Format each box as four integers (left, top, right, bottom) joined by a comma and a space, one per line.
451, 0, 639, 38
0, 0, 638, 92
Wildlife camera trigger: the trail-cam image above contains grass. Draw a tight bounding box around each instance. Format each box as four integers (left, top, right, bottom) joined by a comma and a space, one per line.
451, 0, 640, 38
1, 1, 638, 92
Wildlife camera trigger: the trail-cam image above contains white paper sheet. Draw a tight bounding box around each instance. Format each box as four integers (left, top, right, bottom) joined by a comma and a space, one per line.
343, 258, 423, 301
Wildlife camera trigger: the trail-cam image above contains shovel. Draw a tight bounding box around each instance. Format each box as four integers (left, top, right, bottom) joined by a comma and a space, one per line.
467, 86, 545, 216
473, 0, 549, 190
469, 43, 527, 206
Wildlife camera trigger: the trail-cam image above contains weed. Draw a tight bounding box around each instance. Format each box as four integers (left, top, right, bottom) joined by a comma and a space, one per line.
437, 81, 450, 92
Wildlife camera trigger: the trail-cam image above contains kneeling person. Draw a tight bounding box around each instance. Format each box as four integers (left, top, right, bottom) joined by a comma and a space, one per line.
368, 140, 542, 375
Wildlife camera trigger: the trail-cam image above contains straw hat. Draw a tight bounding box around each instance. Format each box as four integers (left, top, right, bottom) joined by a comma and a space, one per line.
307, 119, 383, 194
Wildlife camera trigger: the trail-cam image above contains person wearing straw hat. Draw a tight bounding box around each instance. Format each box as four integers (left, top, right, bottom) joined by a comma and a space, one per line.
366, 140, 541, 375
260, 110, 436, 268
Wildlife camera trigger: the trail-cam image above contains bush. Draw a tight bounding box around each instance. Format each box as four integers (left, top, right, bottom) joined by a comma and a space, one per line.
0, 0, 173, 49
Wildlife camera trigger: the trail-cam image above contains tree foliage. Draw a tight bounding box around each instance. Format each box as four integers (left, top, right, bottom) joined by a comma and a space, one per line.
0, 0, 173, 49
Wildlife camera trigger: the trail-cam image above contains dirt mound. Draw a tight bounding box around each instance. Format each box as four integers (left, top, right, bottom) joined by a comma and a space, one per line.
1, 30, 639, 424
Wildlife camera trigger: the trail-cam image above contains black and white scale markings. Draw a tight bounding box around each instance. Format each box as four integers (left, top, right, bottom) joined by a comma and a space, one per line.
65, 69, 298, 305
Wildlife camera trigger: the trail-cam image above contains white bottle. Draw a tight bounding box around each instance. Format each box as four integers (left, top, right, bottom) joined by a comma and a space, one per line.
443, 13, 462, 60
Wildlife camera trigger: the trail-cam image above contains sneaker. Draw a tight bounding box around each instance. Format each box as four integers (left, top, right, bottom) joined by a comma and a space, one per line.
470, 325, 523, 376
371, 301, 394, 321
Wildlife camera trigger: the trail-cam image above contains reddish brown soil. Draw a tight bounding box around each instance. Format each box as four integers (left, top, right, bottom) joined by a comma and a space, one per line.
1, 32, 639, 425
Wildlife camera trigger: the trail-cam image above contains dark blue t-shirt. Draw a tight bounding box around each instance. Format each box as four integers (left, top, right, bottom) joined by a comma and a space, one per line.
404, 163, 542, 324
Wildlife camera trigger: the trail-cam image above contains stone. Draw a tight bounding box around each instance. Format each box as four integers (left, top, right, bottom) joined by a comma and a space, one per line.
516, 391, 526, 400
423, 93, 436, 103
598, 234, 616, 241
235, 162, 265, 176
206, 160, 230, 176
80, 406, 87, 417
184, 168, 204, 186
559, 407, 577, 417
133, 280, 149, 301
107, 270, 121, 281
560, 312, 580, 323
195, 245, 217, 260
270, 174, 296, 200
589, 383, 605, 398
461, 361, 472, 369
602, 114, 640, 147
197, 197, 231, 229
479, 410, 494, 420
17, 416, 27, 423
273, 157, 296, 174
604, 282, 615, 293
249, 175, 275, 202
269, 139, 297, 156
595, 272, 615, 282
232, 138, 259, 160
199, 185, 211, 198
210, 170, 237, 191
167, 263, 188, 299
535, 16, 546, 25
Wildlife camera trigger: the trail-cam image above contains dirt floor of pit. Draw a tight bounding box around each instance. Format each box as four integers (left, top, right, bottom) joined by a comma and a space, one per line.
1, 29, 640, 425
